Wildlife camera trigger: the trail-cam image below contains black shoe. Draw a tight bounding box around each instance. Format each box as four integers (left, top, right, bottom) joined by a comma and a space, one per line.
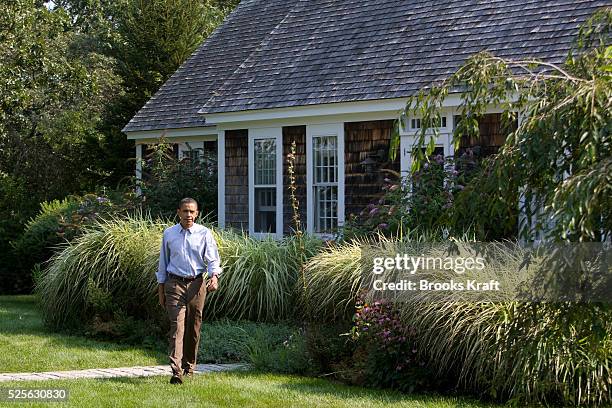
170, 372, 183, 384
183, 368, 194, 378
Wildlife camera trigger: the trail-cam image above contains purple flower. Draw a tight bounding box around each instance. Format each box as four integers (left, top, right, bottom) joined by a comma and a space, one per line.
369, 207, 380, 216
377, 223, 389, 230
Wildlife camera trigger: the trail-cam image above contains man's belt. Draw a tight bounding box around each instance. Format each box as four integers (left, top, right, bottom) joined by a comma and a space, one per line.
167, 273, 203, 283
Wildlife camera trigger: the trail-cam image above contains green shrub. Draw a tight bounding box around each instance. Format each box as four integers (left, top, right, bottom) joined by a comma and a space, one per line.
11, 198, 80, 274
302, 322, 353, 376
245, 325, 312, 375
139, 139, 217, 220
198, 320, 298, 364
349, 294, 439, 393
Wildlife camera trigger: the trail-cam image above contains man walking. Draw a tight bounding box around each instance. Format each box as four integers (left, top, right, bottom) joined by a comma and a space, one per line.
157, 197, 222, 384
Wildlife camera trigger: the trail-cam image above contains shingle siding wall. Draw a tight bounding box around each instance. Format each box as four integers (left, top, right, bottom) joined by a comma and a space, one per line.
225, 129, 248, 231
344, 120, 400, 219
282, 126, 307, 235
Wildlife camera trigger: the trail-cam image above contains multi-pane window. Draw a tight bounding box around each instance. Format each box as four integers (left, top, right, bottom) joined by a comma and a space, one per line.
410, 116, 447, 130
254, 138, 276, 233
313, 136, 338, 233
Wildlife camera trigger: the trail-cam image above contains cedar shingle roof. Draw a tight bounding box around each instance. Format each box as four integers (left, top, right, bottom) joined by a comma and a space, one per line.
124, 0, 607, 132
123, 0, 299, 132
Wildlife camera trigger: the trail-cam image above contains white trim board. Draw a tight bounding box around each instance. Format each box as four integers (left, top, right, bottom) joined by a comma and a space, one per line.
216, 111, 401, 131
204, 97, 438, 125
126, 126, 218, 140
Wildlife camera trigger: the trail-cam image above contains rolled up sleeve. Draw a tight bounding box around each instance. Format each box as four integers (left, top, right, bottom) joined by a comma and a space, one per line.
204, 231, 223, 278
157, 233, 169, 283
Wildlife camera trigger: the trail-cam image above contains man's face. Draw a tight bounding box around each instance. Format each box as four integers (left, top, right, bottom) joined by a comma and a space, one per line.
177, 202, 198, 229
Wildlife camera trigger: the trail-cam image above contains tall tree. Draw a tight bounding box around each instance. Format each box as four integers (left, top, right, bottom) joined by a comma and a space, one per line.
98, 0, 237, 186
0, 0, 121, 293
0, 0, 120, 204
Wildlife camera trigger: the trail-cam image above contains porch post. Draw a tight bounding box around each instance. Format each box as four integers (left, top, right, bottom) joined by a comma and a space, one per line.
217, 130, 226, 229
135, 143, 143, 196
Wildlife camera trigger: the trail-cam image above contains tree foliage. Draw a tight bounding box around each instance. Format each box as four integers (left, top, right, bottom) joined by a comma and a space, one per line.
0, 0, 238, 293
394, 8, 611, 241
0, 0, 121, 205
96, 0, 238, 185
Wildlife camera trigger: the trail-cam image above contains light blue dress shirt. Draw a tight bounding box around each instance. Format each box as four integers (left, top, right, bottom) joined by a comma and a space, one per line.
157, 223, 223, 284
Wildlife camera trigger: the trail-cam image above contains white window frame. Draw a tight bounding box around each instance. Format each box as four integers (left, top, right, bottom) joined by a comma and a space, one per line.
400, 113, 454, 177
306, 123, 345, 237
399, 113, 454, 194
248, 127, 283, 239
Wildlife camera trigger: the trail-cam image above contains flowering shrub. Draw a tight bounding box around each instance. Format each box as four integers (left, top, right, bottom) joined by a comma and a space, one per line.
349, 292, 435, 393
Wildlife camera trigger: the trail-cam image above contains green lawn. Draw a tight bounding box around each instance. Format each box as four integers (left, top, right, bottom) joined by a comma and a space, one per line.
0, 295, 500, 407
0, 295, 165, 372
0, 371, 496, 408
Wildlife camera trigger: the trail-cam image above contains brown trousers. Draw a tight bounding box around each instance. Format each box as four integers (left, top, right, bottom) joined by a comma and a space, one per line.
164, 274, 207, 375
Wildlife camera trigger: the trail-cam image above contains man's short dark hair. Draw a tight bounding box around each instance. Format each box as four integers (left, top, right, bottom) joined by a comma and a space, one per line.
178, 197, 199, 210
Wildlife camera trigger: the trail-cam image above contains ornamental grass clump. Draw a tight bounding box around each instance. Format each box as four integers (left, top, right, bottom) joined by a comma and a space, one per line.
205, 230, 321, 322
327, 237, 611, 405
37, 213, 168, 330
300, 238, 364, 322
394, 242, 612, 405
39, 215, 324, 330
400, 300, 612, 405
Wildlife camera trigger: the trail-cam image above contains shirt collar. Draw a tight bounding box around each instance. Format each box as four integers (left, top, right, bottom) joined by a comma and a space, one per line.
179, 223, 199, 234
